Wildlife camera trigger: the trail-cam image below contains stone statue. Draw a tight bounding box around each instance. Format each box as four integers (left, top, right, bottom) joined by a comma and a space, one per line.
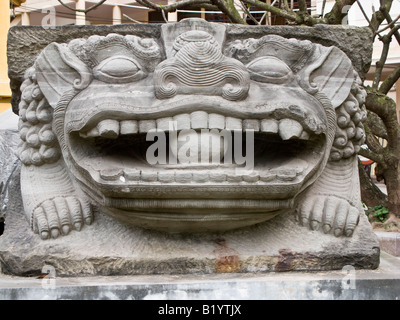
2, 19, 379, 275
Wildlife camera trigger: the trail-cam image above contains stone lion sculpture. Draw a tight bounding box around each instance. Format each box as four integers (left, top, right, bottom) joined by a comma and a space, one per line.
17, 19, 367, 242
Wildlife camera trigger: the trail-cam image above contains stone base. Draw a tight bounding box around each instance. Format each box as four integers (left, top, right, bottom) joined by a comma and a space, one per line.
375, 231, 400, 257
0, 252, 397, 300
0, 169, 380, 277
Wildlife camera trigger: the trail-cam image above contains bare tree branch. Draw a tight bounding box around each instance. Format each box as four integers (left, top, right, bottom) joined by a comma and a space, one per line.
365, 90, 400, 154
371, 3, 377, 29
282, 0, 290, 12
365, 130, 385, 155
376, 13, 400, 34
379, 64, 400, 95
239, 0, 260, 24
369, 0, 393, 32
160, 6, 169, 23
297, 0, 307, 13
357, 0, 374, 30
185, 3, 220, 10
358, 145, 385, 164
212, 0, 247, 24
372, 34, 391, 90
382, 10, 400, 45
241, 0, 300, 23
321, 0, 327, 17
365, 90, 396, 123
123, 14, 143, 24
365, 111, 388, 139
324, 0, 357, 24
136, 0, 212, 12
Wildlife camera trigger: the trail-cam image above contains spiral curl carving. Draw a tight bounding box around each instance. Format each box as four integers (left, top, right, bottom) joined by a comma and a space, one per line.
330, 73, 367, 161
18, 67, 60, 166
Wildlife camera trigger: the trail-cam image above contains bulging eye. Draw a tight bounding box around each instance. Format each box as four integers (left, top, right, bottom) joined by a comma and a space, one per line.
246, 56, 292, 84
93, 56, 147, 83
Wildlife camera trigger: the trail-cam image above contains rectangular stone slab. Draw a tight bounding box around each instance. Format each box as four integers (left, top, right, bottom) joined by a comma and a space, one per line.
2, 22, 378, 277
0, 168, 379, 277
7, 23, 372, 114
0, 251, 398, 300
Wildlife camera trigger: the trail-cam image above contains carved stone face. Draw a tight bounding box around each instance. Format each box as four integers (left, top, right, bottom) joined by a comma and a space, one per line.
20, 19, 362, 234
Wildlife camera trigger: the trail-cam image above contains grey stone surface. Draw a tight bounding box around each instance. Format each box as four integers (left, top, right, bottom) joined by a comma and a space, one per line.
225, 23, 373, 80
3, 19, 379, 276
0, 252, 397, 300
0, 129, 20, 221
15, 18, 369, 235
7, 24, 162, 114
0, 165, 379, 276
7, 22, 372, 114
375, 231, 400, 257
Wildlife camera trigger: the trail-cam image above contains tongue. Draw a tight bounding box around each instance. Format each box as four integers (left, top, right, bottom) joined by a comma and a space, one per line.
169, 129, 229, 165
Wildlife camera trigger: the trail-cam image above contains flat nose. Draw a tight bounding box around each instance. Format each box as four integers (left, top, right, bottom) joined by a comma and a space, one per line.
154, 31, 250, 101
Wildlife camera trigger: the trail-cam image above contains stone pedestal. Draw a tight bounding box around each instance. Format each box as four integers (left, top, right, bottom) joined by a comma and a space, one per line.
0, 166, 379, 277
0, 252, 397, 300
375, 231, 400, 257
2, 21, 380, 278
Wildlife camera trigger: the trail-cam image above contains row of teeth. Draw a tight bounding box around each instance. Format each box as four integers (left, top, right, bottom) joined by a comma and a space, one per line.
79, 111, 311, 141
98, 167, 304, 183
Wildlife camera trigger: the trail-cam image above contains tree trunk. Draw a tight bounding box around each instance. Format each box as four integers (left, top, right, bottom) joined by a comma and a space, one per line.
382, 165, 400, 216
358, 160, 388, 208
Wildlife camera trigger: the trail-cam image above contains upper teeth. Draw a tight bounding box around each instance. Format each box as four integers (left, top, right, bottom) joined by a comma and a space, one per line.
79, 112, 313, 141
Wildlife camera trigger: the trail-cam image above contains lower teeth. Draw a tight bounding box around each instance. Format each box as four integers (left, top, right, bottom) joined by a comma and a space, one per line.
97, 167, 302, 183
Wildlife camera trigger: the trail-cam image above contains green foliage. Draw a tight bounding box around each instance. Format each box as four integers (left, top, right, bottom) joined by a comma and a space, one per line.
365, 204, 390, 223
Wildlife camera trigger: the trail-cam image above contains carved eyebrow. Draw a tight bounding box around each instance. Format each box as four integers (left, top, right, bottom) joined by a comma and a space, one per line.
68, 34, 162, 71
224, 35, 314, 73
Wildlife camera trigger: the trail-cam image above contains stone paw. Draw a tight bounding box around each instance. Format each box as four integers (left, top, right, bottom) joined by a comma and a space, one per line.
32, 196, 93, 240
298, 195, 360, 237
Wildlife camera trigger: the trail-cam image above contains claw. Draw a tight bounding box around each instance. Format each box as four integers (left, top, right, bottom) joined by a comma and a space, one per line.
345, 206, 360, 236
310, 196, 325, 227
334, 228, 343, 237
322, 224, 331, 234
31, 196, 93, 240
299, 199, 313, 227
74, 222, 82, 231
345, 228, 353, 237
62, 225, 70, 235
299, 195, 359, 237
301, 217, 309, 226
40, 231, 49, 240
310, 220, 320, 231
51, 228, 59, 239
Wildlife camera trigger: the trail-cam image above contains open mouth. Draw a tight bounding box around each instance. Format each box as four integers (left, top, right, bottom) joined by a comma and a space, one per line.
68, 108, 327, 201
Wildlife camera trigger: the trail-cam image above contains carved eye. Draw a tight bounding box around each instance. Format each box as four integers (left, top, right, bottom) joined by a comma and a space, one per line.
246, 56, 292, 84
93, 56, 147, 83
